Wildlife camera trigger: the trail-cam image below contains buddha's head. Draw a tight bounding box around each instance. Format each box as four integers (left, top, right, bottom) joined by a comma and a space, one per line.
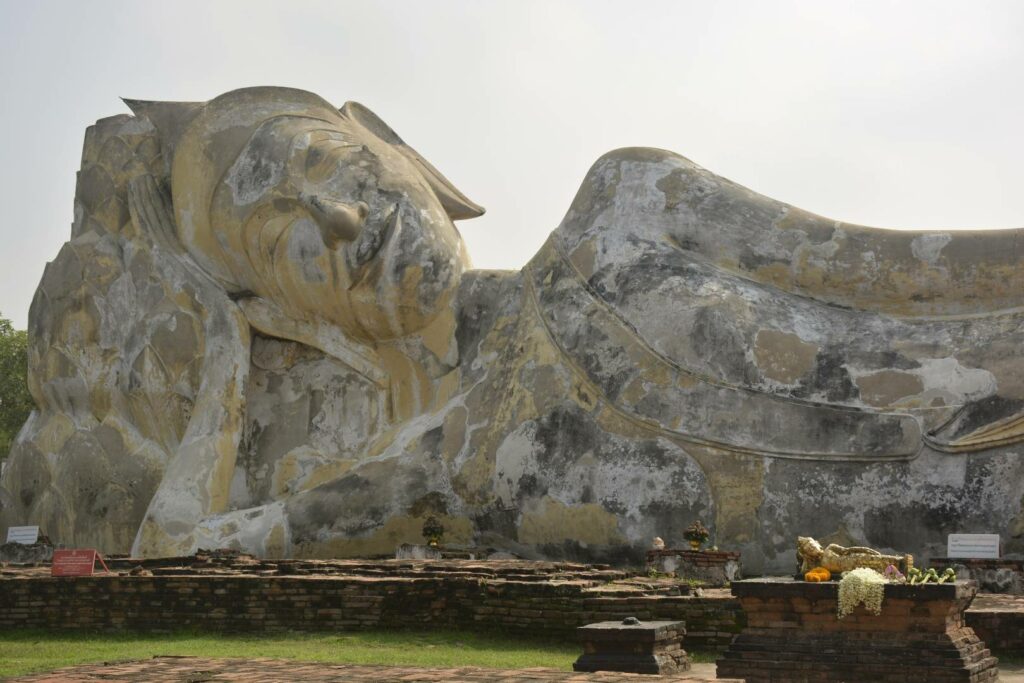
128, 87, 483, 342
797, 536, 824, 560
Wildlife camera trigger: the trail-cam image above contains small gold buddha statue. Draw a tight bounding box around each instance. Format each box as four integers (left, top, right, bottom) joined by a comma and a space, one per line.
797, 536, 913, 575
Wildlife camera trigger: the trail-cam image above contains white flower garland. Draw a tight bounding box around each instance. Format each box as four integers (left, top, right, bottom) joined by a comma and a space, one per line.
837, 567, 886, 618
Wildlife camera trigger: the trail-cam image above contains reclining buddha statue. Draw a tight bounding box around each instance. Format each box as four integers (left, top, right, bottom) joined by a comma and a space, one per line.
797, 536, 912, 575
1, 87, 1022, 572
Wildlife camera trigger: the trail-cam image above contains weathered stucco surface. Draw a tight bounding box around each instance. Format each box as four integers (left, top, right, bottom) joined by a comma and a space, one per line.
1, 88, 1022, 572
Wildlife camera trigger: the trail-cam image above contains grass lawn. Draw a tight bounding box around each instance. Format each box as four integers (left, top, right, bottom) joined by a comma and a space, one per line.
0, 629, 717, 678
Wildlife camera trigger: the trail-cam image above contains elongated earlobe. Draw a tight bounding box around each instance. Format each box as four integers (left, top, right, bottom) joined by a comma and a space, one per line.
340, 101, 485, 221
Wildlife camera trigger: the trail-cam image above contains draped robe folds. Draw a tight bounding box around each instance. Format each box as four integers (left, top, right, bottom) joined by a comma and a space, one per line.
539, 147, 1024, 460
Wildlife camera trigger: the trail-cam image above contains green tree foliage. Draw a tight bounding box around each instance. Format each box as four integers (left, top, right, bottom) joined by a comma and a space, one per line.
0, 313, 33, 460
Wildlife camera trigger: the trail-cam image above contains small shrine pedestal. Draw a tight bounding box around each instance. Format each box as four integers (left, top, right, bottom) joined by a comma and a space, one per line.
932, 557, 1024, 595
717, 578, 998, 682
646, 548, 741, 586
395, 544, 443, 560
394, 544, 479, 560
573, 618, 689, 675
0, 541, 54, 565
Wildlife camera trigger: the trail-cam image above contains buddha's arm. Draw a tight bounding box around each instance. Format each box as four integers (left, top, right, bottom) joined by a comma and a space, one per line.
827, 544, 882, 557
127, 175, 251, 557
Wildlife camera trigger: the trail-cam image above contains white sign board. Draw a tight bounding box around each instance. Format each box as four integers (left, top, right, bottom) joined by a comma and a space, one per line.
5, 526, 40, 545
947, 533, 1000, 559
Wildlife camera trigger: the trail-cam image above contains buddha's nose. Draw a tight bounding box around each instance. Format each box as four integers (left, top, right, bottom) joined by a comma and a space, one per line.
300, 193, 369, 246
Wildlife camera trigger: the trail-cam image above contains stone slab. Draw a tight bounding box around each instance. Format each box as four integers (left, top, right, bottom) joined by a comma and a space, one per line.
575, 619, 689, 675
730, 575, 977, 600
577, 619, 685, 642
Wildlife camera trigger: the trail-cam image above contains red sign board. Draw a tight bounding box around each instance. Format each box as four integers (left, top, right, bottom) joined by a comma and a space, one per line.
51, 549, 109, 577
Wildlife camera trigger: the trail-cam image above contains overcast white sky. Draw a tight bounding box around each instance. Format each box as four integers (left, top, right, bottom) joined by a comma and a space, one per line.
1, 0, 1023, 329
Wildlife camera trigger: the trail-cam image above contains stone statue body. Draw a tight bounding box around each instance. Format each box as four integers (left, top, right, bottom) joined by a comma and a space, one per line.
796, 536, 912, 575
2, 87, 1023, 571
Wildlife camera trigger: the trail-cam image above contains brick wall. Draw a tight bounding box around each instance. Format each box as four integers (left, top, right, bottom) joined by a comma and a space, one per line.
4, 560, 1018, 657
0, 574, 744, 648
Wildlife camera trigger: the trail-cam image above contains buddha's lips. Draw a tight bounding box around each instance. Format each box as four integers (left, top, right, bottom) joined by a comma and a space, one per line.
348, 204, 399, 287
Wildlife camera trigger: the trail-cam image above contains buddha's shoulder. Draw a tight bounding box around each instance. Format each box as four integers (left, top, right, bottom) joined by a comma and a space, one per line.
585, 146, 701, 176
570, 146, 721, 212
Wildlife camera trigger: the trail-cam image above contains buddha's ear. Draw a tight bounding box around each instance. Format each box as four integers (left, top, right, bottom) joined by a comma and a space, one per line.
122, 98, 205, 170
340, 101, 485, 221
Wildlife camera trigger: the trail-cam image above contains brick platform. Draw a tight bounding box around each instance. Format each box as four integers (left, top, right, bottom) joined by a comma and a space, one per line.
0, 556, 743, 648
968, 593, 1024, 657
7, 657, 734, 682
4, 554, 1023, 659
646, 549, 741, 587
716, 578, 999, 682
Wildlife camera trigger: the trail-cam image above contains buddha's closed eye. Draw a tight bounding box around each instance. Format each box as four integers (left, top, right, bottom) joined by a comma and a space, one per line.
304, 134, 362, 183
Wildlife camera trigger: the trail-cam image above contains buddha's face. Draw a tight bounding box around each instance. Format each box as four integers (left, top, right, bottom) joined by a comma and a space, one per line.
169, 89, 478, 343
220, 117, 470, 341
797, 536, 823, 558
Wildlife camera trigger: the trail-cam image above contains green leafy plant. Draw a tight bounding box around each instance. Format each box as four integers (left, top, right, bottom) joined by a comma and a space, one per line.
0, 313, 33, 462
